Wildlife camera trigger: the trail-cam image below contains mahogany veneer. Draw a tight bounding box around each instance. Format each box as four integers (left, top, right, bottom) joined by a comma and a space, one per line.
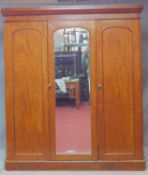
1, 4, 145, 171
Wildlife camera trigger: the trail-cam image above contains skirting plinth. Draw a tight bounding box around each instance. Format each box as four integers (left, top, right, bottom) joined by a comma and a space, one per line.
5, 160, 145, 171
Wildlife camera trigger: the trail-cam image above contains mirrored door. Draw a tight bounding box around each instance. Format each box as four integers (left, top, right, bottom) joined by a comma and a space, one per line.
54, 27, 91, 155
48, 21, 97, 160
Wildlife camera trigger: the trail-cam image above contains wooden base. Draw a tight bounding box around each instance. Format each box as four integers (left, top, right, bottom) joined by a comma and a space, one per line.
5, 160, 145, 171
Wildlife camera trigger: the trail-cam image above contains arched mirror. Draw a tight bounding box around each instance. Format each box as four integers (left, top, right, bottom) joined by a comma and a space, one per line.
54, 27, 91, 155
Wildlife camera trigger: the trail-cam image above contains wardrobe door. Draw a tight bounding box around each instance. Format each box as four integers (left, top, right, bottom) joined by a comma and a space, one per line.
96, 20, 144, 160
4, 22, 50, 160
48, 21, 97, 161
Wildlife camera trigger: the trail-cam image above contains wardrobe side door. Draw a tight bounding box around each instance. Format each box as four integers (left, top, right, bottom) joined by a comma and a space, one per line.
5, 22, 50, 160
96, 20, 144, 160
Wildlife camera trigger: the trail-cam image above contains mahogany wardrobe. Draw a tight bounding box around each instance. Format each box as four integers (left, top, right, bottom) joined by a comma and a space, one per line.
1, 4, 145, 171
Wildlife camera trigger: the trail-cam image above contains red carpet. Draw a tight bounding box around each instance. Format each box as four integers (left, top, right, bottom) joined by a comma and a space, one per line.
56, 102, 91, 154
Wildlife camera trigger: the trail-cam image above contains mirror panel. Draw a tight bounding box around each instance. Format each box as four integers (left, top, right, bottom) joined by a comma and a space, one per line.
54, 27, 91, 155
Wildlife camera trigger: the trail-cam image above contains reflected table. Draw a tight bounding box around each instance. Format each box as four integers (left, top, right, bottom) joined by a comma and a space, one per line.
65, 79, 80, 108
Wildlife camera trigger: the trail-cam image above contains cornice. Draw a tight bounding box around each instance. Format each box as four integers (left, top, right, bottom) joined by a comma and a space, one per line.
1, 4, 143, 17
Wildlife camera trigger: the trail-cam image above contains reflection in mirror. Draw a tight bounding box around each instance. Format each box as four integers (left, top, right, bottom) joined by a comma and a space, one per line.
54, 28, 91, 155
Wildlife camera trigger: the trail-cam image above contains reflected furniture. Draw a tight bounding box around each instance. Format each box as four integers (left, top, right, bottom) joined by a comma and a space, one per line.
55, 51, 81, 78
65, 79, 80, 108
1, 4, 145, 171
55, 51, 88, 101
56, 79, 80, 108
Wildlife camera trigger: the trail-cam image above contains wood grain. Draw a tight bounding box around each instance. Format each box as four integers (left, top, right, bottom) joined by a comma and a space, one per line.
48, 21, 97, 161
4, 22, 50, 160
1, 4, 143, 16
5, 160, 145, 171
3, 5, 145, 171
96, 20, 144, 161
4, 14, 140, 22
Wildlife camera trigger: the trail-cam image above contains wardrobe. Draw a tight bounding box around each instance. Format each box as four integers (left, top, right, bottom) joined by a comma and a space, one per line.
1, 4, 145, 170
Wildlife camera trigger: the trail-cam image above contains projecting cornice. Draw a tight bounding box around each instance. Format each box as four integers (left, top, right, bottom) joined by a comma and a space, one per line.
1, 4, 143, 17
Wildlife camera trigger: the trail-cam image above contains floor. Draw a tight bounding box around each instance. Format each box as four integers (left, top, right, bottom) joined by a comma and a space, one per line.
0, 147, 147, 175
56, 102, 91, 154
